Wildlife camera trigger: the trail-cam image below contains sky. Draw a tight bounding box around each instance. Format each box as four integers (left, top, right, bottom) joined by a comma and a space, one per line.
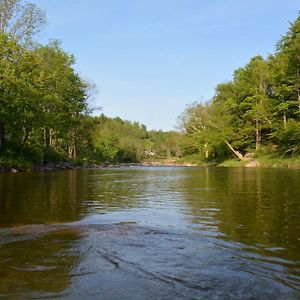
32, 0, 299, 131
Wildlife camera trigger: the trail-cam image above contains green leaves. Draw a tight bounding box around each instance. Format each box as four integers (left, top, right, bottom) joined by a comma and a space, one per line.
0, 0, 46, 46
0, 33, 90, 162
179, 13, 300, 160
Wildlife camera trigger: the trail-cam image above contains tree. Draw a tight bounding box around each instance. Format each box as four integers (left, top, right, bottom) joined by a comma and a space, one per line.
0, 34, 33, 152
32, 41, 90, 160
178, 103, 211, 159
276, 14, 300, 109
0, 0, 46, 45
233, 56, 273, 150
179, 100, 246, 160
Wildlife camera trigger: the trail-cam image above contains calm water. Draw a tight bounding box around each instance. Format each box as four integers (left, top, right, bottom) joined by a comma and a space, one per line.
0, 167, 299, 299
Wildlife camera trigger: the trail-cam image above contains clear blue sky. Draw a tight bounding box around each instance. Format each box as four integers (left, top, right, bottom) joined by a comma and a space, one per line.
33, 0, 299, 131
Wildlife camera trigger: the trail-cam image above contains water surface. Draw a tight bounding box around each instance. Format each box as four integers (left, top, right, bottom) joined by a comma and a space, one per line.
0, 167, 299, 299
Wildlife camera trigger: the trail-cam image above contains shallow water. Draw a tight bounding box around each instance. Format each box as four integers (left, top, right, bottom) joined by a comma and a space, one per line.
0, 167, 299, 299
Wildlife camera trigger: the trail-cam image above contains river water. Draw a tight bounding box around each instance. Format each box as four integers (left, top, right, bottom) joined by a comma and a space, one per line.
0, 167, 299, 299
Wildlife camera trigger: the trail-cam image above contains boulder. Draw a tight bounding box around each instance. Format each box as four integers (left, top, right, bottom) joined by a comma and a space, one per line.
245, 160, 260, 167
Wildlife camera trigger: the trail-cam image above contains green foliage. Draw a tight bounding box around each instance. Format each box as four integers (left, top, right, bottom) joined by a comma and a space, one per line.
269, 120, 300, 156
2, 2, 300, 169
0, 32, 90, 166
179, 12, 300, 163
0, 0, 46, 46
146, 130, 182, 158
90, 115, 146, 163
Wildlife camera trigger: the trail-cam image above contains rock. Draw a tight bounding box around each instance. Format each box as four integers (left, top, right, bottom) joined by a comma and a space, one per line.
44, 167, 53, 171
10, 168, 18, 173
244, 153, 254, 161
245, 160, 260, 167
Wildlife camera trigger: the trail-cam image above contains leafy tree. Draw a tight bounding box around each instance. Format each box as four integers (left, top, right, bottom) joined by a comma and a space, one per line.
233, 56, 273, 150
0, 0, 46, 45
32, 41, 90, 159
179, 12, 300, 163
0, 34, 35, 152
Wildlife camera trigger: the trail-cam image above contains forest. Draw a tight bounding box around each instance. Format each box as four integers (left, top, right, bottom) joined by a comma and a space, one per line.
178, 13, 300, 165
1, 0, 300, 169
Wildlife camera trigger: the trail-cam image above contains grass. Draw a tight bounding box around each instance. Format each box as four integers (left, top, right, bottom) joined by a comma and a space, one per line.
219, 155, 300, 168
174, 154, 209, 166
218, 159, 250, 167
0, 156, 33, 170
256, 154, 300, 168
143, 154, 215, 166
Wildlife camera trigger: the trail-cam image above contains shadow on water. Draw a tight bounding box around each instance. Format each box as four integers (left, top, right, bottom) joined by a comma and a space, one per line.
0, 171, 87, 225
0, 167, 299, 299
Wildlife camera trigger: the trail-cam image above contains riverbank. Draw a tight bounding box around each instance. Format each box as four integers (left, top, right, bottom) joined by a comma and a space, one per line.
144, 155, 300, 169
1, 154, 300, 174
220, 155, 300, 168
141, 159, 198, 167
0, 162, 133, 174
0, 160, 198, 174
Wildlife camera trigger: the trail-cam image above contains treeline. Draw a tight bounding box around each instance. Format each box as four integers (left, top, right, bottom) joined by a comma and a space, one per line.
179, 13, 300, 162
2, 1, 300, 168
77, 115, 183, 164
0, 29, 182, 167
0, 31, 183, 166
0, 0, 186, 168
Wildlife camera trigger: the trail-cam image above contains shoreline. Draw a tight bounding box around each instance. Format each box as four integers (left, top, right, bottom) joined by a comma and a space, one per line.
1, 156, 300, 174
0, 161, 198, 174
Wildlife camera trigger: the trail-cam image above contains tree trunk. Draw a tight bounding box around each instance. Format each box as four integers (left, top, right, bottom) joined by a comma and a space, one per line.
166, 148, 171, 159
0, 122, 5, 152
48, 128, 56, 148
225, 141, 245, 160
297, 68, 300, 109
255, 120, 261, 150
204, 141, 209, 159
22, 129, 30, 145
207, 120, 245, 160
283, 114, 287, 131
44, 128, 50, 147
68, 128, 77, 159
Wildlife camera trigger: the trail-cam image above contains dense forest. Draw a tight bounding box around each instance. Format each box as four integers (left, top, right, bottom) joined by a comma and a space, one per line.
179, 13, 300, 164
1, 1, 300, 169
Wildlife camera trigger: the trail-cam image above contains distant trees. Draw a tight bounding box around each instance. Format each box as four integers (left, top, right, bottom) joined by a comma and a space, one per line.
146, 130, 183, 159
91, 116, 147, 163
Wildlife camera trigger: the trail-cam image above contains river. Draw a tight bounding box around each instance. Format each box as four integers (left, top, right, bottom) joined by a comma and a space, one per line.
0, 167, 299, 299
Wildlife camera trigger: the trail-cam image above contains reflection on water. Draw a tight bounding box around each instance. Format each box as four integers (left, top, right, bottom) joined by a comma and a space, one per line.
0, 167, 299, 299
181, 168, 300, 257
0, 171, 86, 225
0, 228, 81, 299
